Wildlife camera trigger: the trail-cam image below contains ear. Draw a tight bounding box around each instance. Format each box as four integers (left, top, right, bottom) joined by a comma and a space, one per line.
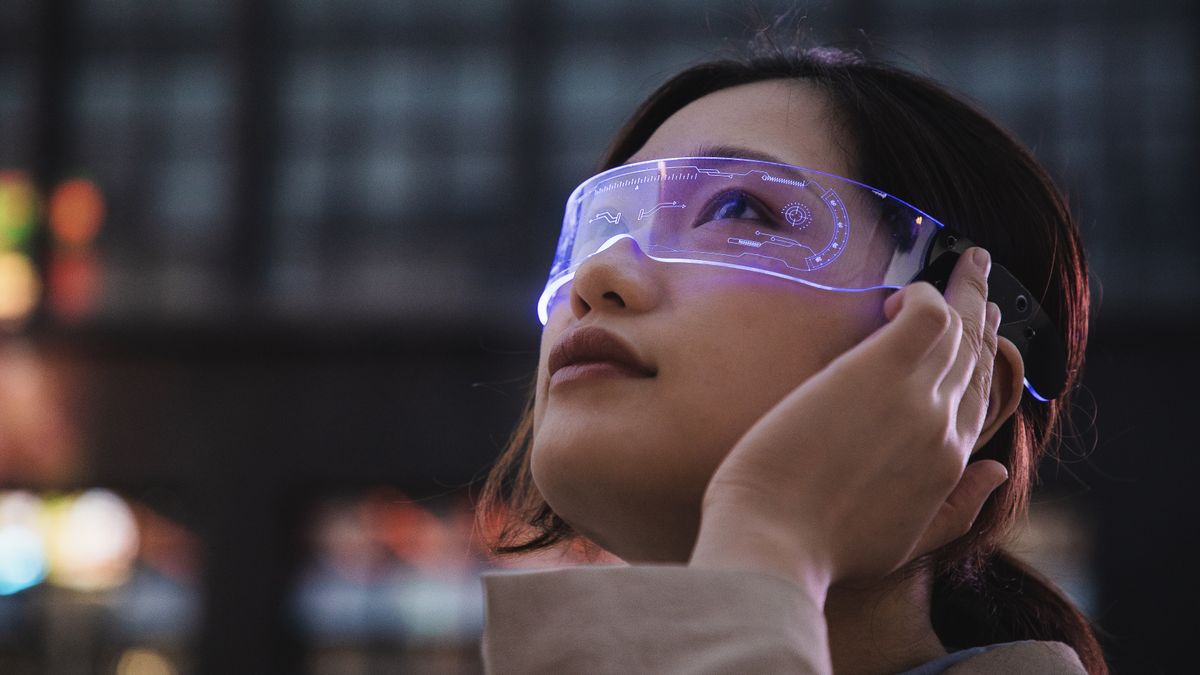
973, 336, 1025, 453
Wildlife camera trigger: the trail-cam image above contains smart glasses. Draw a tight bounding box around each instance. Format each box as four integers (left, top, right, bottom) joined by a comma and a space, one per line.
537, 157, 1066, 401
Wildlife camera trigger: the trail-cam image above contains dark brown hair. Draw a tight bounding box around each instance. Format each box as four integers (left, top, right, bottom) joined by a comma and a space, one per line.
477, 40, 1106, 673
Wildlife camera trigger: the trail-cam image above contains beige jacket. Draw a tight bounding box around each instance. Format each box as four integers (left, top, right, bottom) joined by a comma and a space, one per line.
481, 565, 1087, 674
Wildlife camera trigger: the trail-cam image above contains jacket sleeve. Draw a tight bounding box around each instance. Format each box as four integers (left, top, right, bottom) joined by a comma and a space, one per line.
480, 564, 832, 675
944, 640, 1088, 674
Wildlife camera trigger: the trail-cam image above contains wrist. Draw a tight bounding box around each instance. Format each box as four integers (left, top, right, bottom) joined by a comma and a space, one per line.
688, 505, 833, 606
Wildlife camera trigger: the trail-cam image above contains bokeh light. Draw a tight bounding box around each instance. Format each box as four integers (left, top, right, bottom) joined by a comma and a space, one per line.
42, 489, 139, 592
0, 491, 48, 595
0, 171, 36, 251
0, 526, 46, 595
47, 250, 100, 321
0, 250, 41, 325
115, 648, 177, 675
48, 177, 105, 249
0, 341, 82, 482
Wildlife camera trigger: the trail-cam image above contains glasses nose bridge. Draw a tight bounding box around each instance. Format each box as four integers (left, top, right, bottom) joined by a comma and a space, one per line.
587, 231, 646, 261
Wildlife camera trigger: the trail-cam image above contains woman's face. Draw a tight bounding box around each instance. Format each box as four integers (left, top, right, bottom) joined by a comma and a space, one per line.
530, 79, 892, 563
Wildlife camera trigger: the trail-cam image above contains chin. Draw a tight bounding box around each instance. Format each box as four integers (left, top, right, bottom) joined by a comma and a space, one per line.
558, 507, 700, 565
531, 436, 706, 565
530, 397, 730, 560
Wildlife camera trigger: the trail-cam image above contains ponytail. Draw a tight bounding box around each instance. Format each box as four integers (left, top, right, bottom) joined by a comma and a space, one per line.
931, 549, 1109, 674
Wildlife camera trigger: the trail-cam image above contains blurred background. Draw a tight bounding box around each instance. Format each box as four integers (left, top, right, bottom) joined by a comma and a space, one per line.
0, 1, 1196, 673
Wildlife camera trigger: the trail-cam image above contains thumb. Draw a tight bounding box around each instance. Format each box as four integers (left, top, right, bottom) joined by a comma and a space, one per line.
909, 460, 1009, 560
881, 282, 937, 322
883, 285, 907, 322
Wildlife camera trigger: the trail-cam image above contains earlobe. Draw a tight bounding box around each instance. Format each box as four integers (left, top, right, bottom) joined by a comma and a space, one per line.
973, 337, 1026, 452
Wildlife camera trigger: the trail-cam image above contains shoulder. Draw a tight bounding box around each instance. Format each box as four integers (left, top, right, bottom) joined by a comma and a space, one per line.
944, 640, 1087, 674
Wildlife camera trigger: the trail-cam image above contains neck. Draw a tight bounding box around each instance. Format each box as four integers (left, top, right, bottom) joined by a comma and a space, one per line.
824, 567, 947, 675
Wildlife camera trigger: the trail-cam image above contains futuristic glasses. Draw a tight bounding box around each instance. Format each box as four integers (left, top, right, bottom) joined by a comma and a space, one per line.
537, 157, 1066, 401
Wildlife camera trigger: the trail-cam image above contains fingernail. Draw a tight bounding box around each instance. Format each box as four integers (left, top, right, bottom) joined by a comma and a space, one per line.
972, 247, 991, 272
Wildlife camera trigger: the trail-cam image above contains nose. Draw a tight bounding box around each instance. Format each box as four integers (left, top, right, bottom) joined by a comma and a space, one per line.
563, 235, 662, 321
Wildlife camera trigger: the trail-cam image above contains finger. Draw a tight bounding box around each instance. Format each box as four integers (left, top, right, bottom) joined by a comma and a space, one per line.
909, 459, 1009, 560
957, 302, 1002, 440
939, 248, 991, 394
867, 282, 953, 367
916, 304, 962, 388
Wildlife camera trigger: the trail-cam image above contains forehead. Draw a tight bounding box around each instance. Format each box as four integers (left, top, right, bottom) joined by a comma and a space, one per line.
626, 79, 851, 179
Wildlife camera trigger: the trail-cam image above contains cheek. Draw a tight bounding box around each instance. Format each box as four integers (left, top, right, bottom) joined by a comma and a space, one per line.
667, 331, 816, 462
668, 284, 889, 449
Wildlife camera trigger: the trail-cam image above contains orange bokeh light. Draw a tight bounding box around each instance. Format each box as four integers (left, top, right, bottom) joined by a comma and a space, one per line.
48, 178, 105, 248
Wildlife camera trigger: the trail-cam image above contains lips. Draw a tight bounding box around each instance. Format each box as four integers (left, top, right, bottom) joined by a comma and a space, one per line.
548, 326, 656, 381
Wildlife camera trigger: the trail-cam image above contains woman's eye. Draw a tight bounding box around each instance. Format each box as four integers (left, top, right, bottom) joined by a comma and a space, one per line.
699, 190, 774, 227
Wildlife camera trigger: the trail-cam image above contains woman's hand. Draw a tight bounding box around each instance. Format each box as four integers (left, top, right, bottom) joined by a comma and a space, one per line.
689, 247, 1011, 602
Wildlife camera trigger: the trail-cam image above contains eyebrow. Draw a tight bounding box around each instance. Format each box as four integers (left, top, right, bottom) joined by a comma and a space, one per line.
691, 143, 789, 165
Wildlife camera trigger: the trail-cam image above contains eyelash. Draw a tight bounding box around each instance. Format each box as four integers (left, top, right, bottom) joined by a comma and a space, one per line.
696, 189, 779, 229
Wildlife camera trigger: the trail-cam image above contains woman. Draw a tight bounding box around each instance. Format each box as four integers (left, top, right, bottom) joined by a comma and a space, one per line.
477, 41, 1106, 675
